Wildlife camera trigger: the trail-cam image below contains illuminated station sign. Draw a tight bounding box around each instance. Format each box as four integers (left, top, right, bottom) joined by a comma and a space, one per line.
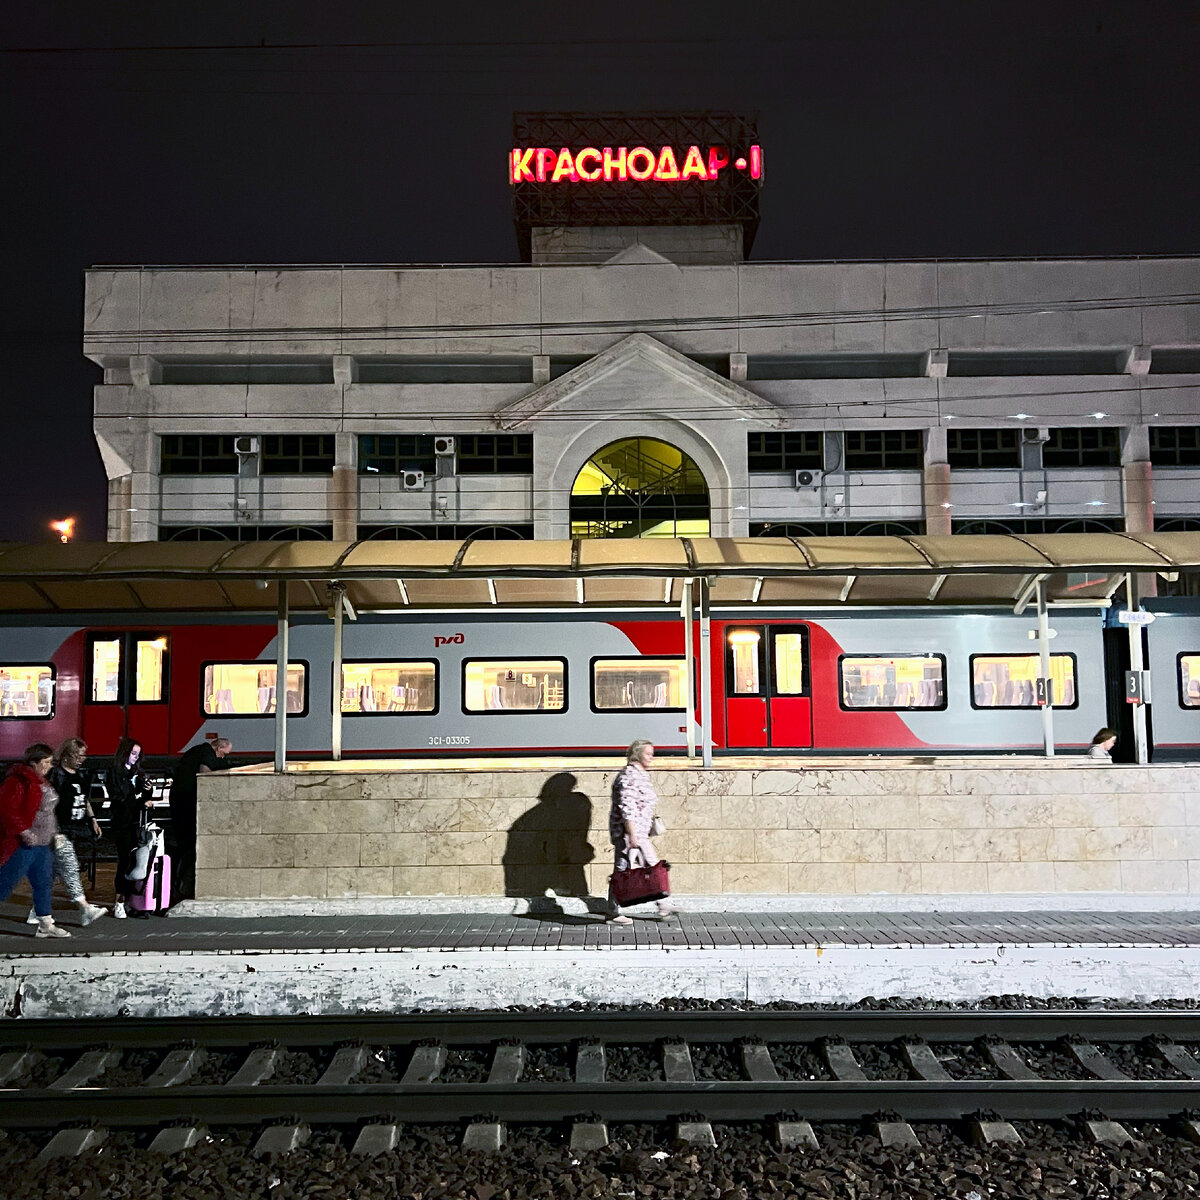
510, 143, 762, 185
510, 112, 764, 258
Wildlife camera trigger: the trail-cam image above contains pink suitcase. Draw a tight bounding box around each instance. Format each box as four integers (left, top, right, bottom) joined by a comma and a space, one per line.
129, 827, 172, 914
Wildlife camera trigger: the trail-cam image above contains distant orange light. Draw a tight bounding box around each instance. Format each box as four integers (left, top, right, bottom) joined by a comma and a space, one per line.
50, 518, 75, 543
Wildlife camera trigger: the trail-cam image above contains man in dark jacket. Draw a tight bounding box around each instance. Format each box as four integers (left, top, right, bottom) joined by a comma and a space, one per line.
168, 737, 232, 905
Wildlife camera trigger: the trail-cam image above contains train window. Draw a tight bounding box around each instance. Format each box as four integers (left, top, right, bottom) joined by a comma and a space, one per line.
773, 632, 806, 695
969, 654, 1078, 709
727, 629, 764, 695
0, 665, 55, 719
592, 658, 687, 711
202, 662, 308, 716
463, 659, 566, 713
134, 637, 168, 703
839, 655, 947, 710
90, 638, 121, 703
1180, 654, 1200, 708
340, 661, 438, 714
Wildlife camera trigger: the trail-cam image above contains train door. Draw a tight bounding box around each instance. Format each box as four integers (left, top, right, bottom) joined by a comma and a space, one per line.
82, 631, 171, 754
722, 624, 813, 749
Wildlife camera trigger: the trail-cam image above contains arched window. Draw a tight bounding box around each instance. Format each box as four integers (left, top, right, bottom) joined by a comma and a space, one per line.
570, 438, 709, 538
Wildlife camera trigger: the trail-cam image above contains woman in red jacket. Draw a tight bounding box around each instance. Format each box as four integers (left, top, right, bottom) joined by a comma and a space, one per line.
0, 743, 70, 937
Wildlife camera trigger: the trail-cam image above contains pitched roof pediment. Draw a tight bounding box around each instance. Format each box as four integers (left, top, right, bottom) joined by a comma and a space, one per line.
496, 333, 784, 431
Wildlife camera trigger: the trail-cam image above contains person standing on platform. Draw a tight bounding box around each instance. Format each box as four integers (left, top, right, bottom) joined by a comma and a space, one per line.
1088, 728, 1118, 760
168, 737, 232, 905
109, 737, 153, 919
0, 743, 71, 937
29, 738, 107, 926
605, 738, 674, 925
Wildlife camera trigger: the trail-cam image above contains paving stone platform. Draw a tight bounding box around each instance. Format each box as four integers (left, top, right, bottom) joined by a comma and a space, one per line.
2, 905, 1198, 1018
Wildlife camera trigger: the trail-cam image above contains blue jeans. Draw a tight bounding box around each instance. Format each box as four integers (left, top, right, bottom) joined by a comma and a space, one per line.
0, 845, 54, 916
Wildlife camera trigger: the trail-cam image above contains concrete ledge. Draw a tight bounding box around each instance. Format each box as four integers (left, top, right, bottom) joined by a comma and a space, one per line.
6, 942, 1200, 1018
175, 891, 1200, 919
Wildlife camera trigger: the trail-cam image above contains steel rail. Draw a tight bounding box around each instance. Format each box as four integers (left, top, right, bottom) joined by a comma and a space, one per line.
3, 1010, 1200, 1049
0, 1080, 1198, 1127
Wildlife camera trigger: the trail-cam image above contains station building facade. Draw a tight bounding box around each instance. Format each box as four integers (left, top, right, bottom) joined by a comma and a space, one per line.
82, 111, 1200, 553
83, 244, 1200, 555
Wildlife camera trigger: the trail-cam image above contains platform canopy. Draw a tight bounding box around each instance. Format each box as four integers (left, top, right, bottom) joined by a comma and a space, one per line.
0, 533, 1194, 614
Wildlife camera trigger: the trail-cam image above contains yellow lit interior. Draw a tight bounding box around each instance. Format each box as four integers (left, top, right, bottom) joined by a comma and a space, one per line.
972, 654, 1075, 707
774, 632, 805, 695
341, 662, 436, 713
593, 658, 686, 709
0, 665, 54, 717
463, 660, 564, 711
91, 639, 121, 702
841, 656, 944, 709
728, 629, 761, 694
204, 663, 306, 715
1182, 655, 1200, 707
135, 638, 166, 702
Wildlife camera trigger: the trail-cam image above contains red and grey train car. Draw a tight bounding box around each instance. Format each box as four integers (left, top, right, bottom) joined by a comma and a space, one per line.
0, 604, 1196, 760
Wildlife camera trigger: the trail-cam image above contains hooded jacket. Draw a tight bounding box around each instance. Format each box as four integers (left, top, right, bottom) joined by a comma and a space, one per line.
0, 763, 45, 865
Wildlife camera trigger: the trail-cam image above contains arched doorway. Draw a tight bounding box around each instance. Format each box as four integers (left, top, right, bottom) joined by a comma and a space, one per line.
570, 437, 709, 538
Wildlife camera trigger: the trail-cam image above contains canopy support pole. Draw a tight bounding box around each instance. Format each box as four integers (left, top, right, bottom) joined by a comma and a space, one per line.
698, 577, 713, 768
682, 578, 696, 761
1127, 573, 1149, 764
275, 583, 289, 773
1036, 577, 1055, 758
331, 584, 344, 762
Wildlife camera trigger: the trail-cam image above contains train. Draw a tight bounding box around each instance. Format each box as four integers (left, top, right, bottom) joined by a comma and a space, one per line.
0, 600, 1196, 762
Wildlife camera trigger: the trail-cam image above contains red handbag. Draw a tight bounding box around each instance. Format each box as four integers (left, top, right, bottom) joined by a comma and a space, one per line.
609, 849, 671, 907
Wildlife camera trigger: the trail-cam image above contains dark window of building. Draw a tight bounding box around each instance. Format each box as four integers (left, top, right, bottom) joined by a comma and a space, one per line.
358, 435, 437, 475
456, 434, 534, 474
260, 435, 335, 474
947, 428, 1022, 469
951, 517, 1123, 534
747, 353, 924, 380
843, 430, 924, 470
747, 432, 824, 472
1150, 426, 1200, 467
1041, 427, 1121, 467
949, 350, 1120, 376
355, 357, 533, 384
160, 359, 334, 384
1150, 349, 1200, 374
357, 523, 533, 541
159, 524, 332, 541
160, 435, 239, 475
750, 520, 926, 537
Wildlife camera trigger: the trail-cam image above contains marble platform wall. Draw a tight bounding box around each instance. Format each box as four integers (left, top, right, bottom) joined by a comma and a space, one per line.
195, 764, 1200, 900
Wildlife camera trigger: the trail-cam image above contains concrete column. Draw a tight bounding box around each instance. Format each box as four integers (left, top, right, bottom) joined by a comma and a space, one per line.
1118, 346, 1151, 375
729, 353, 748, 382
332, 355, 355, 385
129, 355, 161, 387
331, 431, 358, 541
108, 475, 133, 541
922, 349, 949, 379
1121, 424, 1156, 597
923, 427, 952, 536
532, 355, 550, 385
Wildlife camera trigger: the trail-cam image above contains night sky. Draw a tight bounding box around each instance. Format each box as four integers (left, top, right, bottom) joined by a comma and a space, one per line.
2, 1, 1198, 542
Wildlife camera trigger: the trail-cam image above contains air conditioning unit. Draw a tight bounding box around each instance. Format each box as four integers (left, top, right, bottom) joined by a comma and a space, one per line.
234, 436, 260, 456
1022, 427, 1050, 444
402, 469, 425, 491
794, 468, 824, 490
434, 436, 456, 456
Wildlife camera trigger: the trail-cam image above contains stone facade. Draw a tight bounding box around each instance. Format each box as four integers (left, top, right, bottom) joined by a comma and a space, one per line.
195, 763, 1200, 900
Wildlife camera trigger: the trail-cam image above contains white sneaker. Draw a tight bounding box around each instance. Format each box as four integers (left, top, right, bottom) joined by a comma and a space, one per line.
35, 918, 71, 939
25, 908, 37, 925
606, 914, 633, 925
113, 902, 127, 919
80, 904, 108, 926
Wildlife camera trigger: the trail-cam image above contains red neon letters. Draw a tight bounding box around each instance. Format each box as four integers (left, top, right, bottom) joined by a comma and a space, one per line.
509, 145, 763, 184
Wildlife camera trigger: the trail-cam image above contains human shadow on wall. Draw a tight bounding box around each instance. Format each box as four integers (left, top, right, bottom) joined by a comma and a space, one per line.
502, 772, 596, 908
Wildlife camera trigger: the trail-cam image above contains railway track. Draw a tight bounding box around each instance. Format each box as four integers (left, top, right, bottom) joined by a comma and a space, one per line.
3, 1011, 1200, 1154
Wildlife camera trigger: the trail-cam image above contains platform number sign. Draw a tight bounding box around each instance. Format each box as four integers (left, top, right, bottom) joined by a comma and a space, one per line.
1034, 677, 1053, 707
1124, 670, 1144, 705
